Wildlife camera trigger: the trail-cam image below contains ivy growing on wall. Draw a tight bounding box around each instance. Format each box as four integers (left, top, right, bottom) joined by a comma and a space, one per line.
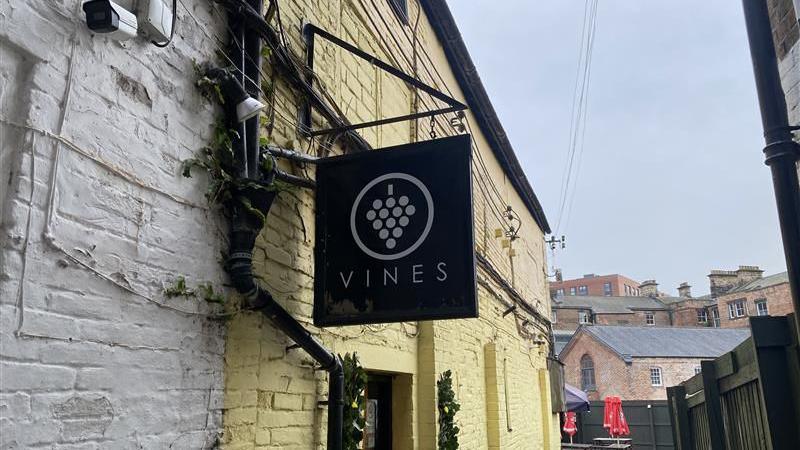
342, 352, 367, 450
438, 370, 461, 450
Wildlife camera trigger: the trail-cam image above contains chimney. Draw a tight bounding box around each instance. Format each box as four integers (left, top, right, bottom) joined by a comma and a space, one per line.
639, 280, 659, 297
736, 266, 763, 285
583, 273, 596, 278
555, 269, 563, 282
708, 265, 763, 297
678, 282, 692, 298
708, 270, 738, 297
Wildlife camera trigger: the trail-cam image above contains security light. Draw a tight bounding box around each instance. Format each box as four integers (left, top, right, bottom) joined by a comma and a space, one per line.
206, 68, 266, 123
236, 97, 266, 122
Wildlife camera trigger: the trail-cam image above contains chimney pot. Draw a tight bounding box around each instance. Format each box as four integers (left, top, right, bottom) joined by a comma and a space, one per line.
639, 279, 659, 297
678, 282, 692, 298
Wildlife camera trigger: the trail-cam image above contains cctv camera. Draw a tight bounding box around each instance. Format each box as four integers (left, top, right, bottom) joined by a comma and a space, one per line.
82, 0, 138, 40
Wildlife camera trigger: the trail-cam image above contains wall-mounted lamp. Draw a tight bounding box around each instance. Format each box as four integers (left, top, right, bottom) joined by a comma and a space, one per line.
206, 68, 266, 123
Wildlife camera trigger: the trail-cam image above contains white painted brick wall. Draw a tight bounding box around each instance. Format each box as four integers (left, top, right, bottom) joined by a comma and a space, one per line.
1, 0, 231, 447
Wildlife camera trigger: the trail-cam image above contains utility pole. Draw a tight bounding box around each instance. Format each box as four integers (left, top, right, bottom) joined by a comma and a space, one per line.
741, 0, 800, 332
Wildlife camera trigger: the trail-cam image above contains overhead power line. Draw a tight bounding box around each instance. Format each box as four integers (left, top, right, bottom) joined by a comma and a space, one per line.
554, 0, 599, 235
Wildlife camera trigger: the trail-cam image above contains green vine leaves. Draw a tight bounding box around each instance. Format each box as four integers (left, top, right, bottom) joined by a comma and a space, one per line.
342, 353, 367, 450
163, 276, 226, 304
438, 370, 461, 450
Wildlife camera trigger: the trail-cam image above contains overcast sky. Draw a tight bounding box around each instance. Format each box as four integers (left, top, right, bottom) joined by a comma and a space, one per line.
449, 1, 788, 296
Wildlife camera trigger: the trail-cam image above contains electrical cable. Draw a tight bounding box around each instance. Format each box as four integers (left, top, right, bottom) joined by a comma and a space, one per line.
358, 0, 513, 222
554, 0, 599, 235
555, 0, 592, 228
562, 5, 598, 233
152, 0, 179, 47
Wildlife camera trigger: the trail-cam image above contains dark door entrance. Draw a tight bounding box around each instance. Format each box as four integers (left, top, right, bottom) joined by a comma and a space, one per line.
364, 374, 393, 449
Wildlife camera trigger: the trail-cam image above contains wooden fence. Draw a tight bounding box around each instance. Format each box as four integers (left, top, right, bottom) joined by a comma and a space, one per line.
666, 315, 800, 450
569, 400, 674, 449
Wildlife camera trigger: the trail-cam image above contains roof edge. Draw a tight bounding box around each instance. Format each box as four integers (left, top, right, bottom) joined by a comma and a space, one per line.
420, 0, 551, 233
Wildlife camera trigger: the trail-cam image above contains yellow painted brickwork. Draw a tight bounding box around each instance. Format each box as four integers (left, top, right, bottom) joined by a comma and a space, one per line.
222, 0, 558, 449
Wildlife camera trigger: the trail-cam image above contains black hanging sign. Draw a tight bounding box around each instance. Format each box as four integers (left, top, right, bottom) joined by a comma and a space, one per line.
314, 135, 477, 326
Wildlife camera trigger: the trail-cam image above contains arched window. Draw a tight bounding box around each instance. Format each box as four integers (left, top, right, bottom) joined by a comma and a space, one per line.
581, 354, 596, 391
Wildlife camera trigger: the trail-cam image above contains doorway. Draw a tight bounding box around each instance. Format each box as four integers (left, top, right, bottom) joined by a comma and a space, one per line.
364, 374, 393, 449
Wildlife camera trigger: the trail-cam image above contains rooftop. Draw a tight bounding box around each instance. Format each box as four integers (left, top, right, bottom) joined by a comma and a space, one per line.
656, 294, 714, 305
726, 271, 789, 294
569, 325, 751, 359
553, 329, 574, 356
552, 295, 669, 314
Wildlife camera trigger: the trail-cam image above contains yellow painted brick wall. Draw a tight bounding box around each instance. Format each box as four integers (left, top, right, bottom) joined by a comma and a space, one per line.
221, 0, 558, 449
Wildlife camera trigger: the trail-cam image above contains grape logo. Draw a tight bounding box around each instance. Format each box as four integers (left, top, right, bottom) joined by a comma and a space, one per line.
350, 173, 434, 261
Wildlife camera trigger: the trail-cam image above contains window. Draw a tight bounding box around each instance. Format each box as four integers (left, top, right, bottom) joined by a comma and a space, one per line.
578, 310, 592, 325
581, 355, 596, 390
569, 287, 577, 296
650, 367, 663, 386
556, 288, 565, 298
696, 309, 708, 324
728, 300, 747, 319
551, 309, 557, 323
711, 307, 721, 327
387, 0, 408, 24
755, 300, 768, 316
645, 311, 655, 326
625, 285, 630, 295
603, 282, 612, 296
578, 285, 588, 296
694, 366, 702, 375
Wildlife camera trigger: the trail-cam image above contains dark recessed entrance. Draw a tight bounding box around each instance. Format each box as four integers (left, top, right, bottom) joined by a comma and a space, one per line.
364, 374, 393, 449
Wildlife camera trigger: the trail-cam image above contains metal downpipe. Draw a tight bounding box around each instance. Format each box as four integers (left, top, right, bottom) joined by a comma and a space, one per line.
741, 0, 800, 332
221, 1, 344, 447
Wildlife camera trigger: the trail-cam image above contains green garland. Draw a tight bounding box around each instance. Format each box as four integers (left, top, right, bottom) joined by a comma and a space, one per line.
437, 370, 461, 450
342, 353, 367, 450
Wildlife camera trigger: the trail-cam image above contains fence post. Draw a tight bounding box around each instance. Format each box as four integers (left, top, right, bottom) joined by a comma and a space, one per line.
667, 386, 691, 450
701, 360, 727, 450
751, 316, 800, 450
647, 404, 656, 450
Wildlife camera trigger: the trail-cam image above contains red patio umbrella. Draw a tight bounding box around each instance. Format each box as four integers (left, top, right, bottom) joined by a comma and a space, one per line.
562, 411, 578, 443
603, 396, 630, 443
616, 399, 630, 437
602, 396, 615, 431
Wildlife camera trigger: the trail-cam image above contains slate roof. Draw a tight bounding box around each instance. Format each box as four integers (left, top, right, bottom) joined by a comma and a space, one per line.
552, 295, 669, 314
553, 330, 574, 356
726, 271, 789, 294
657, 294, 715, 306
574, 325, 750, 359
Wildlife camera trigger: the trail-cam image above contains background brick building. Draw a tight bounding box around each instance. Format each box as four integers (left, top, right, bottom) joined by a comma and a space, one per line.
559, 326, 750, 401
551, 295, 671, 333
715, 272, 792, 328
550, 273, 643, 298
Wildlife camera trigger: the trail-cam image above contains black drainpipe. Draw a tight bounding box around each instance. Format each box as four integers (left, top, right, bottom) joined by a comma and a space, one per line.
221, 3, 344, 448
741, 0, 800, 333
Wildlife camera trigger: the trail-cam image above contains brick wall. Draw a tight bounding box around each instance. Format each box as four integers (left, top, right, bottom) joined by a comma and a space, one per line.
716, 282, 793, 328
0, 1, 558, 448
0, 0, 228, 447
768, 0, 800, 177
220, 0, 558, 449
671, 300, 713, 327
551, 274, 641, 297
560, 332, 708, 401
553, 309, 670, 331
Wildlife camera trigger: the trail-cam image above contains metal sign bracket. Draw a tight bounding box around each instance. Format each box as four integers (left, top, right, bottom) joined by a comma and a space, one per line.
300, 23, 468, 138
